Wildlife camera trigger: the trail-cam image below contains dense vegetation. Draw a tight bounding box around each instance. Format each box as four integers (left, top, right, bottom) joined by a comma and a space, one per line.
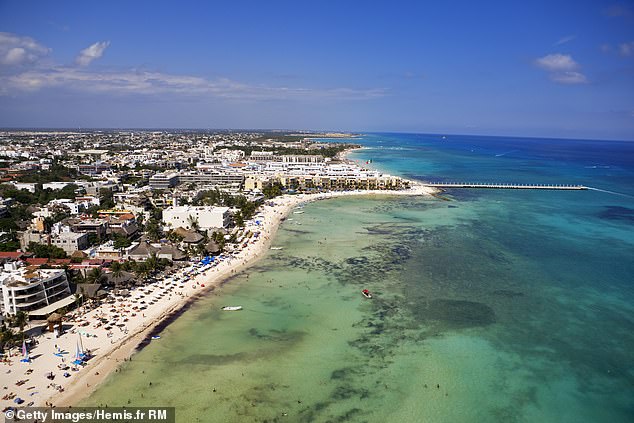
224, 143, 357, 159
0, 233, 20, 251
193, 188, 258, 226
26, 242, 67, 259
262, 182, 284, 199
0, 183, 78, 204
14, 163, 89, 183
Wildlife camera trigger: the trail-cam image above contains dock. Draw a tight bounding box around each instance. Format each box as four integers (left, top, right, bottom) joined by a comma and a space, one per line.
425, 182, 587, 190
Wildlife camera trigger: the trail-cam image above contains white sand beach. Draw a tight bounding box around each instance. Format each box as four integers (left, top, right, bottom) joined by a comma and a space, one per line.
0, 182, 435, 409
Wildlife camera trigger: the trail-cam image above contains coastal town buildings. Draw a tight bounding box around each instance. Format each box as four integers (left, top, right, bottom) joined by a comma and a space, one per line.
0, 129, 408, 321
0, 263, 73, 317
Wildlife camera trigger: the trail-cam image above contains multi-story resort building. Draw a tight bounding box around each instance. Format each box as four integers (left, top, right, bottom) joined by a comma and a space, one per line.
0, 263, 73, 318
149, 170, 244, 190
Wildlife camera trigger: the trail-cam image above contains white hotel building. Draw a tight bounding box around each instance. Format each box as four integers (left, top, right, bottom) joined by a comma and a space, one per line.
0, 263, 74, 318
162, 206, 231, 231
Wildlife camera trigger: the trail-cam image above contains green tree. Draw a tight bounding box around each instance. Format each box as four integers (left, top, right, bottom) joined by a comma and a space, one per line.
99, 188, 115, 209
145, 253, 159, 274
11, 311, 29, 337
112, 234, 132, 249
109, 261, 125, 286
165, 229, 183, 243
145, 219, 161, 241
70, 270, 86, 284
195, 243, 207, 257
122, 260, 136, 272
187, 215, 200, 231
0, 233, 20, 251
134, 262, 149, 282
210, 231, 226, 251
234, 211, 245, 227
27, 242, 67, 259
73, 293, 83, 310
87, 232, 100, 246
263, 183, 283, 199
0, 325, 15, 350
86, 267, 106, 284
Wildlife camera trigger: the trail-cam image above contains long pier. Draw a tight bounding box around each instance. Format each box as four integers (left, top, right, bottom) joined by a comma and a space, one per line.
425, 182, 587, 190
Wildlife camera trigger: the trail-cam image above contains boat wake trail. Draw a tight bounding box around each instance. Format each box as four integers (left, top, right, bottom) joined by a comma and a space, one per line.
587, 187, 634, 198
495, 150, 517, 157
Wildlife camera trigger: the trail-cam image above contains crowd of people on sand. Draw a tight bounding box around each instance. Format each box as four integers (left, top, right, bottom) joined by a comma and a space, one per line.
0, 194, 296, 410
1, 184, 431, 411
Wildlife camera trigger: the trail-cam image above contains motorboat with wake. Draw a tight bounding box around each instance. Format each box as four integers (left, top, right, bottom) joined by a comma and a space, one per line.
222, 306, 243, 311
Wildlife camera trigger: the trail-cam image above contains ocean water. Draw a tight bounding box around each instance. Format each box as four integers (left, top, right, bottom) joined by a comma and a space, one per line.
82, 133, 634, 422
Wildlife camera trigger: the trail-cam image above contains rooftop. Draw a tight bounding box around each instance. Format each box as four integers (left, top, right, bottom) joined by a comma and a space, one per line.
0, 266, 66, 288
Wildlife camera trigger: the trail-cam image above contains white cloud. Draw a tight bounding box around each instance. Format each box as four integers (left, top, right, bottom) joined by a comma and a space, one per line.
535, 54, 579, 71
535, 53, 587, 85
619, 41, 634, 56
0, 32, 50, 66
550, 71, 588, 84
0, 33, 384, 101
1, 66, 386, 100
75, 41, 110, 66
554, 35, 576, 46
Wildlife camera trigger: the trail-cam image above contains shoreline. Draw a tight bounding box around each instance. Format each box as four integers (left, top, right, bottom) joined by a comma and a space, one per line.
2, 184, 435, 409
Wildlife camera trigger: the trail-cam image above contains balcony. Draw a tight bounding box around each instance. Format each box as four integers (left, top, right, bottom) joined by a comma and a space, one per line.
43, 278, 69, 292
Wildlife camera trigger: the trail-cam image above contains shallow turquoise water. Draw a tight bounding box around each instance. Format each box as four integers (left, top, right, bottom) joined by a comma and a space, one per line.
83, 134, 634, 422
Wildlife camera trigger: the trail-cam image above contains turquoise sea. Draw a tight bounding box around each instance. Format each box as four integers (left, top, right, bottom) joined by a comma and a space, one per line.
83, 133, 634, 422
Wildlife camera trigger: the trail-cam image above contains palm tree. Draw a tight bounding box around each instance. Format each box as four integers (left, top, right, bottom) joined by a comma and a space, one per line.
145, 253, 159, 274
145, 219, 161, 241
12, 311, 29, 338
187, 215, 200, 231
134, 262, 149, 284
166, 229, 183, 243
68, 268, 86, 285
0, 326, 15, 350
87, 267, 106, 284
74, 293, 82, 310
195, 243, 207, 257
110, 261, 124, 286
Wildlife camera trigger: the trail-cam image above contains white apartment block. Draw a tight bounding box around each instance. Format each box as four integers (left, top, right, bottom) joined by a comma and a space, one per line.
11, 182, 37, 193
0, 263, 73, 317
42, 182, 74, 190
50, 231, 90, 254
163, 206, 231, 231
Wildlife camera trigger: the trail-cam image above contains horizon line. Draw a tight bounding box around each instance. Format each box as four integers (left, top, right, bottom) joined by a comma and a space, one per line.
0, 127, 632, 143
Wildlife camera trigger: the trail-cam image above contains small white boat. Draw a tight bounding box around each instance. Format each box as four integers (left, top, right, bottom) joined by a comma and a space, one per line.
270, 247, 283, 250
362, 289, 372, 299
151, 336, 161, 340
293, 211, 304, 214
222, 306, 243, 311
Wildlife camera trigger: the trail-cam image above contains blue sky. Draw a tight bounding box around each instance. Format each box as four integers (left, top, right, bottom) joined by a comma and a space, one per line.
0, 0, 633, 140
